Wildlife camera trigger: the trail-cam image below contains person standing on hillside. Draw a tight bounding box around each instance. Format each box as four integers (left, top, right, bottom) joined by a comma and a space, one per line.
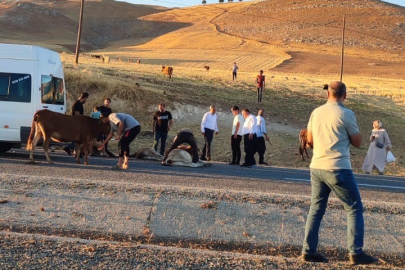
99, 113, 141, 170
229, 106, 244, 165
256, 70, 265, 104
63, 92, 89, 155
99, 98, 115, 157
232, 62, 239, 81
201, 105, 219, 161
152, 103, 173, 155
241, 108, 257, 167
256, 109, 270, 165
300, 81, 378, 265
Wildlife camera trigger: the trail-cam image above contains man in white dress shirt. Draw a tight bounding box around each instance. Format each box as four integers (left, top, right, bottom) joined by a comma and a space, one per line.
256, 109, 270, 165
241, 108, 257, 167
201, 105, 219, 161
230, 105, 244, 165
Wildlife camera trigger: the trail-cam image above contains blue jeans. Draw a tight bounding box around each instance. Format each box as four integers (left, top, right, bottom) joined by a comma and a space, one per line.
153, 130, 168, 156
302, 169, 364, 255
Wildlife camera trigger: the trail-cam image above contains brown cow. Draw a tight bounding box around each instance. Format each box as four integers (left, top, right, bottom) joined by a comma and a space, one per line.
26, 110, 110, 165
204, 65, 210, 71
161, 66, 173, 81
299, 129, 310, 161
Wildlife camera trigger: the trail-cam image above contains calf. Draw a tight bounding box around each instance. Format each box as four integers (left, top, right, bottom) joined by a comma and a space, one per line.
299, 129, 310, 161
26, 110, 110, 165
161, 66, 173, 81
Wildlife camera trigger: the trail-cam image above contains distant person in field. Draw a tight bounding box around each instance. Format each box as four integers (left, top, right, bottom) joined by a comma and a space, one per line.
256, 109, 270, 165
229, 105, 244, 165
300, 81, 378, 265
201, 105, 219, 161
362, 120, 392, 175
99, 98, 115, 157
100, 113, 141, 170
63, 92, 89, 156
152, 103, 173, 155
256, 70, 265, 104
232, 62, 238, 80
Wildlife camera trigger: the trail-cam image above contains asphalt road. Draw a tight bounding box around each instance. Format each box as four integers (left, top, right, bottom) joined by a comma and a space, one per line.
1, 148, 404, 200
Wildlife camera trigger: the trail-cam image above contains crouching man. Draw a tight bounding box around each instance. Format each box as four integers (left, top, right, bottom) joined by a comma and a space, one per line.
162, 128, 199, 164
100, 113, 141, 170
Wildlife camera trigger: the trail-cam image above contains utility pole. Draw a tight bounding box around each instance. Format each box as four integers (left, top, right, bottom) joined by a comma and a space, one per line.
75, 0, 84, 65
340, 14, 346, 82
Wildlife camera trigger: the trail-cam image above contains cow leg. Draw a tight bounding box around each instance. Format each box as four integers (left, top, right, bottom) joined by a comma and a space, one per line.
83, 143, 90, 165
42, 136, 53, 164
28, 124, 42, 163
75, 143, 82, 164
304, 147, 310, 158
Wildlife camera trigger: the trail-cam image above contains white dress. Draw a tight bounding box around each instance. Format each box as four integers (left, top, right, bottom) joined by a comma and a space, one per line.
362, 128, 392, 173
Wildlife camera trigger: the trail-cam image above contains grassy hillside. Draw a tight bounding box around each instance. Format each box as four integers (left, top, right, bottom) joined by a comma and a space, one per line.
61, 53, 405, 176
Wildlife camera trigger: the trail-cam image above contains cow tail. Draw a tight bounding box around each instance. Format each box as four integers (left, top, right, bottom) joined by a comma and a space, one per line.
26, 112, 38, 151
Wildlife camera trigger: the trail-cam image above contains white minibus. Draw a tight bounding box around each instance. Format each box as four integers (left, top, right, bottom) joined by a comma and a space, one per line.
0, 43, 66, 153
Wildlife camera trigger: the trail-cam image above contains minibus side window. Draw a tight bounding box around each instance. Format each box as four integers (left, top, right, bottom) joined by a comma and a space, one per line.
0, 73, 31, 102
41, 75, 54, 104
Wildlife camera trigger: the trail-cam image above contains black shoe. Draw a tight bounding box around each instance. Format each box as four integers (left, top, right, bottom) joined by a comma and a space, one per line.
240, 163, 254, 168
228, 162, 236, 165
301, 253, 329, 263
349, 252, 378, 265
379, 172, 384, 175
63, 147, 72, 156
200, 156, 207, 161
259, 161, 269, 165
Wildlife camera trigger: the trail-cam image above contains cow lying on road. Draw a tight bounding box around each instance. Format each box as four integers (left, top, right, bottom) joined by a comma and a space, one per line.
27, 110, 110, 165
163, 149, 209, 167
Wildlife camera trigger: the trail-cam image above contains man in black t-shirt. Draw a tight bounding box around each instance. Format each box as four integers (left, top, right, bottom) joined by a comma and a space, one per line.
152, 103, 173, 155
64, 92, 89, 155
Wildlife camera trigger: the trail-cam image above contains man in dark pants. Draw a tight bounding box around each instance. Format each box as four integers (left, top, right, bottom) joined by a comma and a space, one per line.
162, 128, 199, 164
300, 81, 378, 265
200, 105, 218, 161
256, 70, 265, 104
241, 108, 257, 167
99, 98, 115, 157
152, 103, 173, 155
63, 92, 89, 155
256, 109, 270, 165
229, 106, 244, 165
100, 113, 141, 170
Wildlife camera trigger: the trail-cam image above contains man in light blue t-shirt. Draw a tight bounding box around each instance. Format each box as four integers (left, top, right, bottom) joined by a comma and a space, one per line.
300, 81, 378, 266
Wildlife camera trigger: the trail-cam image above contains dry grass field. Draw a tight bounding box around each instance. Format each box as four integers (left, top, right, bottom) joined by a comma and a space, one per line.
2, 0, 405, 175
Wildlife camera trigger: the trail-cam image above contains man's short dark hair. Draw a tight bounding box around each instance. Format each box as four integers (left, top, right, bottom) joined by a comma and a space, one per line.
80, 92, 89, 99
242, 108, 250, 114
328, 81, 346, 98
231, 105, 239, 111
104, 98, 111, 103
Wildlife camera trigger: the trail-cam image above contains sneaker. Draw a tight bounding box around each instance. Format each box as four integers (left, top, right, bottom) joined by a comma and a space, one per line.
301, 253, 329, 263
349, 252, 378, 265
63, 146, 72, 156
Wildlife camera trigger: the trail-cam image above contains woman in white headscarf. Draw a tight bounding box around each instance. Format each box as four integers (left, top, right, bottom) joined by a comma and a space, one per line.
362, 120, 392, 175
